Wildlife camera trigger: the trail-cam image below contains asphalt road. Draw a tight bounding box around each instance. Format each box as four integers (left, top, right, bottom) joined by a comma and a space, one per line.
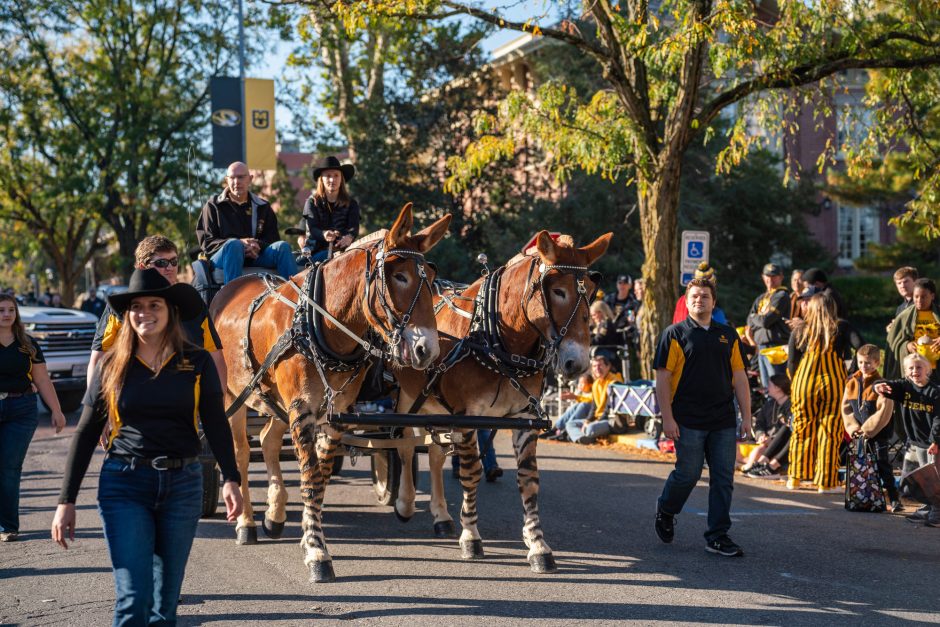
3, 409, 939, 626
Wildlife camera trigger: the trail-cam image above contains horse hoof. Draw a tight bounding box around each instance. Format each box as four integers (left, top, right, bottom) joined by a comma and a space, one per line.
235, 526, 258, 545
434, 520, 457, 538
309, 561, 336, 583
394, 507, 413, 523
460, 539, 484, 559
262, 517, 285, 539
529, 553, 557, 573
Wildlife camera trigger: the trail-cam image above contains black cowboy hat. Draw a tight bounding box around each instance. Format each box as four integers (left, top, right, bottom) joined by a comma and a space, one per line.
312, 155, 355, 182
108, 268, 205, 320
284, 220, 306, 236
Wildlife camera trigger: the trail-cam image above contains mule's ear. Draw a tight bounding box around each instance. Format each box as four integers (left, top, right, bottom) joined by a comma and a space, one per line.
580, 232, 613, 266
534, 230, 559, 264
412, 213, 452, 254
386, 203, 415, 247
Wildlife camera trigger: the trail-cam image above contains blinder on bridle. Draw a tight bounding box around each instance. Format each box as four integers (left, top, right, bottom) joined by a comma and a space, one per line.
363, 239, 434, 354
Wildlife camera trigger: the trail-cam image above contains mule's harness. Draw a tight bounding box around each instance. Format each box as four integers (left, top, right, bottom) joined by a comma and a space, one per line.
408, 256, 600, 423
225, 239, 433, 425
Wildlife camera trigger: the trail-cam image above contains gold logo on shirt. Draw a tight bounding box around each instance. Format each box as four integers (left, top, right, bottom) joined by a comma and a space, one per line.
176, 359, 195, 372
719, 335, 729, 344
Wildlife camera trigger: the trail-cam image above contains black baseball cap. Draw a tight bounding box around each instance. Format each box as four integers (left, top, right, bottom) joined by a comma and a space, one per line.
616, 274, 633, 284
802, 267, 828, 284
762, 263, 782, 277
798, 285, 823, 300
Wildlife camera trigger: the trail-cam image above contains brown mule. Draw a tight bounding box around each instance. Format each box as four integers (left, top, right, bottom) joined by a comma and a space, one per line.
210, 203, 451, 582
394, 231, 612, 572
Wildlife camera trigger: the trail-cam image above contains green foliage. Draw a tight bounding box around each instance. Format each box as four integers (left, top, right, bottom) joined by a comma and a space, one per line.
830, 275, 900, 343
1, 0, 248, 279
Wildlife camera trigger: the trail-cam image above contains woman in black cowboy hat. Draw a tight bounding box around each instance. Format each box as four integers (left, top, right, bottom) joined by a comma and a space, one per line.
52, 268, 242, 626
302, 155, 360, 262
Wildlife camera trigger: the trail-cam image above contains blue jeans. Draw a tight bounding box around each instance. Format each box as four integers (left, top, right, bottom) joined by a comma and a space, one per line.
658, 425, 737, 542
554, 402, 594, 432
97, 457, 203, 626
451, 429, 499, 473
0, 394, 39, 534
566, 418, 611, 443
757, 346, 786, 390
210, 239, 298, 283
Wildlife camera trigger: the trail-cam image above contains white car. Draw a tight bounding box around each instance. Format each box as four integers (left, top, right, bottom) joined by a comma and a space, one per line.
20, 306, 98, 412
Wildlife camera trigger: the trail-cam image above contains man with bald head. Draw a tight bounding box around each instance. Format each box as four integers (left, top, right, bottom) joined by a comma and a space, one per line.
196, 161, 297, 283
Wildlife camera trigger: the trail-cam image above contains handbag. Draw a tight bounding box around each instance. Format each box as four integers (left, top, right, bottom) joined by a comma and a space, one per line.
899, 455, 940, 507
844, 434, 887, 513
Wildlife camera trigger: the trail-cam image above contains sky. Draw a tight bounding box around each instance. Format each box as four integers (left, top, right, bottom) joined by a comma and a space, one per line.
249, 1, 562, 148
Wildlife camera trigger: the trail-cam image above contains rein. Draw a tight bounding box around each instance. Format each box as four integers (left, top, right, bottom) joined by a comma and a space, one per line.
225, 238, 433, 423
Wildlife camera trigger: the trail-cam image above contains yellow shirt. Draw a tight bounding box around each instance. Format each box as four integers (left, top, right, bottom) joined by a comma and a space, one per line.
589, 371, 624, 420
914, 310, 940, 367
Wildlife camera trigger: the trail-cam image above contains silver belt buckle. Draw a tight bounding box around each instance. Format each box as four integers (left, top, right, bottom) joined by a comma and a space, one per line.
0, 392, 8, 400
150, 456, 169, 470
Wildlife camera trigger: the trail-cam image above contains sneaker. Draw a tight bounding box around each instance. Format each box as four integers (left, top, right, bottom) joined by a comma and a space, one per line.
705, 535, 744, 557
575, 435, 595, 445
786, 477, 802, 490
485, 466, 503, 483
0, 532, 19, 542
890, 500, 904, 513
906, 506, 930, 522
817, 486, 843, 494
538, 429, 558, 440
654, 508, 675, 544
747, 465, 780, 479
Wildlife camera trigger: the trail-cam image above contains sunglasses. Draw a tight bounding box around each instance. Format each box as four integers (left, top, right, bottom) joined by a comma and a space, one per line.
149, 257, 179, 269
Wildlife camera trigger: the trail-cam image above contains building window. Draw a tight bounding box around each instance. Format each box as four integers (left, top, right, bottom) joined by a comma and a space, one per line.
837, 204, 880, 267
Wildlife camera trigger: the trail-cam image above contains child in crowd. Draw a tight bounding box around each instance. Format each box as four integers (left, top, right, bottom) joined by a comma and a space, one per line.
741, 374, 792, 478
874, 353, 940, 526
841, 345, 900, 511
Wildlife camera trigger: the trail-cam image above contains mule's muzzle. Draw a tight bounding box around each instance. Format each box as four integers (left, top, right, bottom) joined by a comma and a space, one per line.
557, 341, 590, 379
401, 326, 439, 370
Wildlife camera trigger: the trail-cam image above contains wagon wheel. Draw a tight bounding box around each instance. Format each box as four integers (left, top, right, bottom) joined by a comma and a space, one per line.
370, 449, 419, 506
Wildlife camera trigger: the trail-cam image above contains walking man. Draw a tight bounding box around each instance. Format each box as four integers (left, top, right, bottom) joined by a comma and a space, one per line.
654, 278, 751, 557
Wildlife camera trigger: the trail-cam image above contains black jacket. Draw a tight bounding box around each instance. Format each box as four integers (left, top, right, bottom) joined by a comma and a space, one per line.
302, 196, 361, 252
747, 287, 791, 346
196, 191, 281, 256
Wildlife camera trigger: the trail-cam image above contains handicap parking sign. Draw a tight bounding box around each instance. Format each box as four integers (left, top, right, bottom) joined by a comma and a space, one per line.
687, 241, 704, 259
680, 272, 694, 286
680, 231, 710, 286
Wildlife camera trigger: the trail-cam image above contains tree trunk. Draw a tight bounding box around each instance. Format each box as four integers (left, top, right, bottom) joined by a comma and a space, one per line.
637, 158, 682, 380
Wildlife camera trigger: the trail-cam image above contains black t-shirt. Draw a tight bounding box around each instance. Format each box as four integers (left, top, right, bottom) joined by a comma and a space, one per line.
878, 378, 940, 448
58, 349, 240, 504
654, 317, 745, 430
91, 304, 222, 352
0, 336, 44, 393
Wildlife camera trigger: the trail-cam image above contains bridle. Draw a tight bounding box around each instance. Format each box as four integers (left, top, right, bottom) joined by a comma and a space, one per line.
408, 254, 600, 422
362, 240, 434, 354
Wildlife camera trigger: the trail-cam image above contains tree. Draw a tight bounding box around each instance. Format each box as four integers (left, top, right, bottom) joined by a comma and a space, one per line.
2, 0, 246, 278
325, 0, 940, 376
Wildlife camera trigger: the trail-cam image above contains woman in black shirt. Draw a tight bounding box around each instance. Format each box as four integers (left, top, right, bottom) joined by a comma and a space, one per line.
51, 269, 242, 626
301, 155, 361, 262
0, 294, 65, 542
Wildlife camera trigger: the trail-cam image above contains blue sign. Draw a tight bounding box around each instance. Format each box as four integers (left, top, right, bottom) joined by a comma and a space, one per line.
687, 241, 704, 259
681, 272, 694, 286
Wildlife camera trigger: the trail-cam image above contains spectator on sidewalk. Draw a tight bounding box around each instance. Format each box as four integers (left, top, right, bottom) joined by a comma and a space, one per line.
604, 274, 638, 331
547, 354, 622, 444
789, 269, 805, 320
590, 301, 620, 347
802, 268, 847, 319
654, 278, 750, 557
841, 345, 900, 511
874, 353, 940, 527
80, 288, 106, 319
741, 374, 792, 478
746, 263, 791, 391
887, 278, 940, 383
673, 262, 728, 325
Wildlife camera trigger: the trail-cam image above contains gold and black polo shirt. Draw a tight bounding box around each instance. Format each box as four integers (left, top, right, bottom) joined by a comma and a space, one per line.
654, 317, 745, 430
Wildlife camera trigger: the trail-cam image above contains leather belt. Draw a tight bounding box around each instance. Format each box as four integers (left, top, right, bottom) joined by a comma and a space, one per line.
107, 454, 200, 470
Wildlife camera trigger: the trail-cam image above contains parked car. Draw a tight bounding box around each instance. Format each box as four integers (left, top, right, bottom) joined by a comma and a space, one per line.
19, 306, 97, 413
